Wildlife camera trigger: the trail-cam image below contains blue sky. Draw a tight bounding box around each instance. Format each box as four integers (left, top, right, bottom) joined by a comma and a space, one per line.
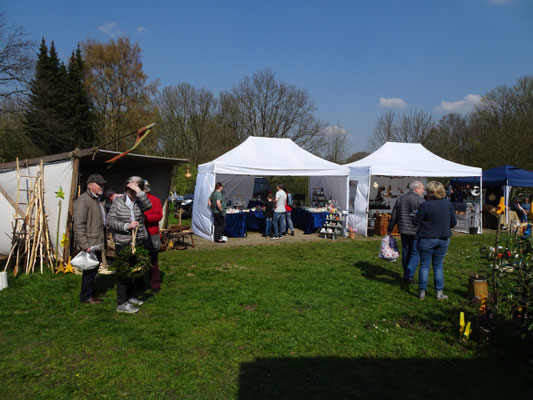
3, 0, 533, 155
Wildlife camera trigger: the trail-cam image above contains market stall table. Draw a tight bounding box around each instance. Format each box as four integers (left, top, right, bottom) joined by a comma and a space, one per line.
292, 208, 328, 234
224, 212, 247, 237
245, 210, 265, 231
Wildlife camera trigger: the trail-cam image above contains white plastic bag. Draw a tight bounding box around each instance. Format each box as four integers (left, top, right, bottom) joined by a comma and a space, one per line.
71, 246, 101, 270
379, 234, 399, 261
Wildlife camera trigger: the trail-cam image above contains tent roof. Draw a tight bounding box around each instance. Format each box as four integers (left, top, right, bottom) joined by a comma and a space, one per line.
198, 136, 349, 176
346, 142, 481, 177
0, 147, 187, 171
452, 165, 533, 187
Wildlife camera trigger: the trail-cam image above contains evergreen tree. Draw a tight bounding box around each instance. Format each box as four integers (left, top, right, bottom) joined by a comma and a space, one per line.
24, 39, 69, 153
66, 45, 96, 148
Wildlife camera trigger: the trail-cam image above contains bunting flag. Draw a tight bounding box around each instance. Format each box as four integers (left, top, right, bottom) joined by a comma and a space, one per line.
105, 122, 157, 165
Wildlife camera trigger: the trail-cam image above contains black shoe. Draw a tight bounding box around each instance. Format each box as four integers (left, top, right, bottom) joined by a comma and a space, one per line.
152, 288, 160, 294
404, 278, 416, 284
290, 231, 295, 236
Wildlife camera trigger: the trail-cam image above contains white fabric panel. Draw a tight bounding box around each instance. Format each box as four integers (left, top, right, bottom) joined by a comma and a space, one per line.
0, 160, 73, 257
192, 172, 216, 240
347, 142, 481, 177
0, 193, 15, 254
308, 176, 348, 210
216, 174, 255, 207
347, 173, 370, 235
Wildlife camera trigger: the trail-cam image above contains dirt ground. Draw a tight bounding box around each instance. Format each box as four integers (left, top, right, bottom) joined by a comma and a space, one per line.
168, 227, 494, 252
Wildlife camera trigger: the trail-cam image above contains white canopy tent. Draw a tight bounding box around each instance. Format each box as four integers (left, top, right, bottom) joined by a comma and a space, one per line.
344, 142, 483, 235
192, 136, 350, 240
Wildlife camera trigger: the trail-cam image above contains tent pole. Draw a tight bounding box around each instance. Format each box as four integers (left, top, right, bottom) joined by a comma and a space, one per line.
479, 177, 483, 234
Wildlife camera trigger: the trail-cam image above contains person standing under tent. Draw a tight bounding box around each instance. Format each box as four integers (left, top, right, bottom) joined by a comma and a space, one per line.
414, 181, 457, 300
284, 188, 295, 236
272, 184, 287, 239
73, 174, 107, 305
263, 193, 274, 238
143, 180, 163, 294
208, 182, 227, 243
387, 180, 425, 284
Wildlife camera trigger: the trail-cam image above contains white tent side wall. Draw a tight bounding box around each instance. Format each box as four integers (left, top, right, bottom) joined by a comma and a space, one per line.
346, 172, 370, 236
0, 160, 73, 257
192, 172, 216, 240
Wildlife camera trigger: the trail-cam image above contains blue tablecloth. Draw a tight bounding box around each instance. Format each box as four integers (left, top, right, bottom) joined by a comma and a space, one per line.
224, 213, 246, 237
245, 210, 265, 231
291, 208, 328, 234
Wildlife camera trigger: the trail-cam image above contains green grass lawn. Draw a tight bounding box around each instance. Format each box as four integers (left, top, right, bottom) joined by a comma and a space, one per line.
0, 234, 530, 399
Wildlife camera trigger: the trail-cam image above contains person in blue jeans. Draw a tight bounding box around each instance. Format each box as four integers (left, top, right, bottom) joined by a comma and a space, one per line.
387, 180, 425, 283
413, 181, 457, 300
263, 193, 274, 238
272, 184, 287, 239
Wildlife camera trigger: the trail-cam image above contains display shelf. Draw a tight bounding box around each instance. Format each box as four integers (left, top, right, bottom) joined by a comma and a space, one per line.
318, 211, 346, 239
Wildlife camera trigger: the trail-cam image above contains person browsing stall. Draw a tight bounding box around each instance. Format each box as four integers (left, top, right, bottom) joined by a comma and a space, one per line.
208, 182, 227, 243
143, 180, 163, 294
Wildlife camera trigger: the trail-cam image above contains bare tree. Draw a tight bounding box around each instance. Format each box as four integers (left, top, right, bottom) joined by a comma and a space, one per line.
219, 69, 326, 152
369, 109, 434, 149
345, 151, 370, 163
321, 125, 348, 163
0, 12, 34, 104
155, 83, 220, 163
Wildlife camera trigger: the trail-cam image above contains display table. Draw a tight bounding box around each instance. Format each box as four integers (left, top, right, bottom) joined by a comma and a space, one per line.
292, 208, 328, 234
245, 210, 265, 231
224, 213, 246, 237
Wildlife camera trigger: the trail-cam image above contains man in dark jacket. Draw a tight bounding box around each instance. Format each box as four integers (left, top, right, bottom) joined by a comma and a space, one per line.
73, 174, 107, 304
387, 180, 425, 283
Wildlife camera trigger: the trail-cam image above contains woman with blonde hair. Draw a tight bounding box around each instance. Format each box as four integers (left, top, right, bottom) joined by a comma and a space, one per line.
413, 181, 457, 300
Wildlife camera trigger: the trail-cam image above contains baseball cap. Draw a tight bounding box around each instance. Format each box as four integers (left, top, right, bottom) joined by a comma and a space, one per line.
87, 174, 107, 186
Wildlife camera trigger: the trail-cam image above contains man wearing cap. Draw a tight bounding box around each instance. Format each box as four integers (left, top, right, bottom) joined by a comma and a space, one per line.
143, 180, 162, 293
73, 174, 107, 304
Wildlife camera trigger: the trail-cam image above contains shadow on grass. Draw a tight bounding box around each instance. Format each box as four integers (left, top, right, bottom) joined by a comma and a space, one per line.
238, 356, 528, 400
353, 261, 403, 287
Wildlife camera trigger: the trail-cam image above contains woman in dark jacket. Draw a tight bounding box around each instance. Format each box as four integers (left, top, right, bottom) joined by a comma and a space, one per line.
414, 181, 457, 300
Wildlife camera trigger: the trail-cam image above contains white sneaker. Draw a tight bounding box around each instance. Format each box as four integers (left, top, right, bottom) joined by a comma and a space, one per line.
128, 297, 144, 306
221, 236, 228, 242
116, 302, 139, 313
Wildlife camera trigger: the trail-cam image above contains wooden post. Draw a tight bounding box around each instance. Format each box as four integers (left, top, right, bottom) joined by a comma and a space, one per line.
62, 157, 79, 263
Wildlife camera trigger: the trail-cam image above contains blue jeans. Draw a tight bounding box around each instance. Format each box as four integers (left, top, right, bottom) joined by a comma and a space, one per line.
400, 234, 419, 281
417, 237, 450, 291
273, 212, 286, 237
286, 211, 294, 232
265, 218, 272, 237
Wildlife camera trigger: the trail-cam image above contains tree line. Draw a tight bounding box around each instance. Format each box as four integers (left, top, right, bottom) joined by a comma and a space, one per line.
368, 75, 533, 171
1, 11, 532, 182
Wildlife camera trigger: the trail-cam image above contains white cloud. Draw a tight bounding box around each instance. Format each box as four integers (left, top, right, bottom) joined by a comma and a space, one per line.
435, 94, 481, 113
136, 26, 148, 34
323, 125, 348, 136
379, 97, 407, 109
98, 21, 124, 37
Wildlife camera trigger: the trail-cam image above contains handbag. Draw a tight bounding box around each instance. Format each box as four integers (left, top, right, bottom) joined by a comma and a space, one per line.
148, 233, 162, 252
71, 250, 100, 270
378, 234, 399, 261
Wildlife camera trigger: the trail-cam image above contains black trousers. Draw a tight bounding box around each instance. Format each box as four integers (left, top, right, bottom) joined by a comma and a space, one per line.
213, 213, 226, 241
79, 251, 102, 302
115, 244, 133, 306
